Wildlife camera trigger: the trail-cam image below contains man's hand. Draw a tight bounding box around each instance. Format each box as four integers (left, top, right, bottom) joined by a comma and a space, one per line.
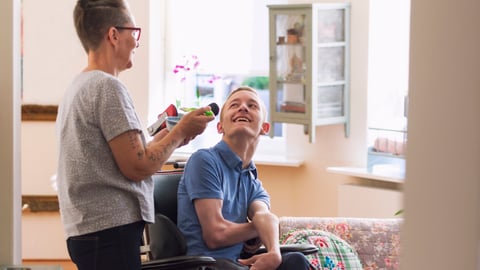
242, 237, 263, 254
238, 252, 282, 270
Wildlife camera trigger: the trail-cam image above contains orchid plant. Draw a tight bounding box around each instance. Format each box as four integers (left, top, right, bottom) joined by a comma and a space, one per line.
172, 54, 221, 108
173, 54, 200, 83
172, 55, 200, 108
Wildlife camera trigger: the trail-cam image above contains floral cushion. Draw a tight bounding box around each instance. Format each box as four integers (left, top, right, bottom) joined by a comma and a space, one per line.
281, 229, 362, 270
279, 217, 402, 270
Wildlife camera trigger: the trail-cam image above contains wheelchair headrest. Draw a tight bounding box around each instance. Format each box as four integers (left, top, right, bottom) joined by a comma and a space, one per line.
152, 171, 183, 225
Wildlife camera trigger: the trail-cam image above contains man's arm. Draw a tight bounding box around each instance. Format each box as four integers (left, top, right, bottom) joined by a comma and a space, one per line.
248, 201, 281, 255
194, 198, 259, 249
237, 200, 282, 269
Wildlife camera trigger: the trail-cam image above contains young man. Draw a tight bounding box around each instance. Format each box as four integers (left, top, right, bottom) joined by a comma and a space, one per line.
177, 87, 311, 270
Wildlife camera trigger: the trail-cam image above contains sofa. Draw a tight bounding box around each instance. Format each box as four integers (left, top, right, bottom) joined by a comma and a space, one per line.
278, 217, 402, 270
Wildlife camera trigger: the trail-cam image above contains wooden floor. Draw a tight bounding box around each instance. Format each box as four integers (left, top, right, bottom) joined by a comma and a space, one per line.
22, 260, 76, 270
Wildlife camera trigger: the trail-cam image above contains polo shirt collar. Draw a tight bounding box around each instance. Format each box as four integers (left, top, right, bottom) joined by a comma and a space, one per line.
215, 140, 258, 179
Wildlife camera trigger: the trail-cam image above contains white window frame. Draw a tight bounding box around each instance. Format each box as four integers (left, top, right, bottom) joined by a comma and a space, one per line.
151, 0, 290, 161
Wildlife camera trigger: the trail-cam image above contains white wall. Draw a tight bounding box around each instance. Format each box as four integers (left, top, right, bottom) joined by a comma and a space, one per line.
401, 0, 480, 269
339, 184, 403, 218
21, 0, 83, 105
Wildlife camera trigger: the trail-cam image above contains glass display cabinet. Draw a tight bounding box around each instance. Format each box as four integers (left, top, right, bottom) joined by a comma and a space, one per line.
268, 3, 350, 142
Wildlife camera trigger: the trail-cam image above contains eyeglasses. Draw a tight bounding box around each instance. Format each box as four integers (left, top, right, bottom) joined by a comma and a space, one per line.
115, 26, 142, 41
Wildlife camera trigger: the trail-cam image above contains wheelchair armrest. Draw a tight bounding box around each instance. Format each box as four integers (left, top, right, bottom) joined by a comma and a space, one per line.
280, 243, 318, 255
141, 255, 216, 270
240, 243, 318, 259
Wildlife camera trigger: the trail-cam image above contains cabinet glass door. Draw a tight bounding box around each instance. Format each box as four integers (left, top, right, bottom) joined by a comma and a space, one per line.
273, 12, 307, 115
313, 7, 347, 119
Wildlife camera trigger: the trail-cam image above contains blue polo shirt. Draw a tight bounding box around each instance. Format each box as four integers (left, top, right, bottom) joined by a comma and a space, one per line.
177, 140, 270, 260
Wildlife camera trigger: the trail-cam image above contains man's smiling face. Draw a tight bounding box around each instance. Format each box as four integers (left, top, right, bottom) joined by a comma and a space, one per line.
217, 88, 270, 139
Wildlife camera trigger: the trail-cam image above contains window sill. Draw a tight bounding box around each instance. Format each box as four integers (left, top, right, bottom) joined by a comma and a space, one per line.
168, 133, 303, 167
253, 154, 304, 167
326, 166, 404, 184
170, 150, 304, 167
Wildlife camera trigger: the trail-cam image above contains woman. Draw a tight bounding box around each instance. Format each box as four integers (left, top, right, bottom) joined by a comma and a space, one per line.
56, 1, 214, 269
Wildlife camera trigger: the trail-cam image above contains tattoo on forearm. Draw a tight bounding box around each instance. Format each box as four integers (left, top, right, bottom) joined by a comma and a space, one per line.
127, 130, 145, 160
147, 138, 180, 162
137, 149, 145, 160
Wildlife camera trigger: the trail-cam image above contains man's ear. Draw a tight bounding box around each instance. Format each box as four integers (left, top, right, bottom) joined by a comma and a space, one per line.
217, 122, 224, 134
260, 122, 270, 135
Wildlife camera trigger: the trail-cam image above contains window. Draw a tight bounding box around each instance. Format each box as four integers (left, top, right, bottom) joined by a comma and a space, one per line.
367, 0, 410, 175
368, 0, 410, 129
158, 0, 287, 154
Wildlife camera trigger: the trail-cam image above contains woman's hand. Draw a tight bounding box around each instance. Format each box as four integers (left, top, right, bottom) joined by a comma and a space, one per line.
174, 106, 215, 139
